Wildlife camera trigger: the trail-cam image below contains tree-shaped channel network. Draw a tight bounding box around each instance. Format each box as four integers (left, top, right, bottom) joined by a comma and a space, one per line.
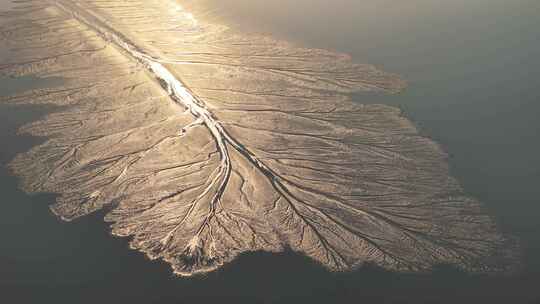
0, 0, 517, 276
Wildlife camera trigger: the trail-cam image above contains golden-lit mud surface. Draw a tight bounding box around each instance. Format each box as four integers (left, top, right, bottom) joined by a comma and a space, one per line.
0, 0, 517, 276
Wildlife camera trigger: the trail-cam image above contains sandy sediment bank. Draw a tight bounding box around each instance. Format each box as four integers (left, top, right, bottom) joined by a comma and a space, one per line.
1, 0, 518, 276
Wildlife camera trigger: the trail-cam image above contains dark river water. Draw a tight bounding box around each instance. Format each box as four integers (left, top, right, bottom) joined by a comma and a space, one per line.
1, 0, 539, 303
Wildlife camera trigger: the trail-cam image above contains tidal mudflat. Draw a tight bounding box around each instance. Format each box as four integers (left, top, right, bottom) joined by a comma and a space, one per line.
0, 0, 518, 277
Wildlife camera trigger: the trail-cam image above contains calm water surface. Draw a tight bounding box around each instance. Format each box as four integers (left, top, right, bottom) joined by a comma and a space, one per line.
1, 0, 539, 303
